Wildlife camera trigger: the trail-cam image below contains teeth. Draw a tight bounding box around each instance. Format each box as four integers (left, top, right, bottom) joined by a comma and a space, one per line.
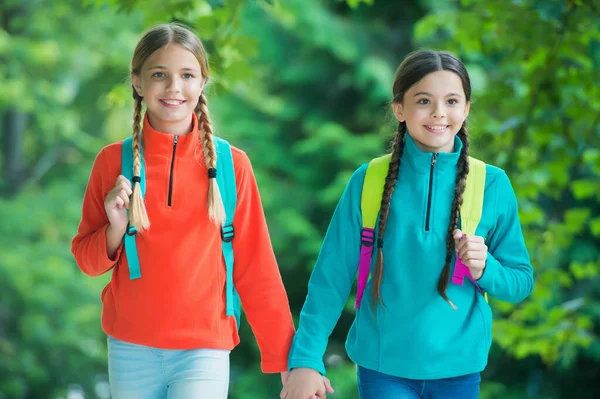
163, 100, 183, 105
427, 125, 447, 131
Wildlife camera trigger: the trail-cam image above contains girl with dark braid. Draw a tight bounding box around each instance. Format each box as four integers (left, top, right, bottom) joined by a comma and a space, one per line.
282, 50, 533, 399
72, 23, 295, 398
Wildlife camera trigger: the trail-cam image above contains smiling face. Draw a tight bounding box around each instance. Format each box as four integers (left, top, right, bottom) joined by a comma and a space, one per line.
393, 70, 470, 153
131, 43, 204, 135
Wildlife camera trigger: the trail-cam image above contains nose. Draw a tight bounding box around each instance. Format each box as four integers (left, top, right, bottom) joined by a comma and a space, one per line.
166, 77, 182, 93
431, 102, 447, 119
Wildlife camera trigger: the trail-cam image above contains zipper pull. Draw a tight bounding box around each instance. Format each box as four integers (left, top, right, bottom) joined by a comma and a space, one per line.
432, 153, 438, 165
174, 135, 179, 145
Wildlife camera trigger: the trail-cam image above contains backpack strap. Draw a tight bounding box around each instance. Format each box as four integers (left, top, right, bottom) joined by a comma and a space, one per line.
121, 136, 145, 280
451, 157, 486, 297
355, 154, 391, 309
355, 155, 487, 308
460, 157, 486, 237
214, 137, 241, 328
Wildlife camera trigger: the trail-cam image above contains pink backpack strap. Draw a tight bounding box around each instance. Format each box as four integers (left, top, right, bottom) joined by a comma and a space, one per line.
355, 227, 375, 309
452, 256, 483, 295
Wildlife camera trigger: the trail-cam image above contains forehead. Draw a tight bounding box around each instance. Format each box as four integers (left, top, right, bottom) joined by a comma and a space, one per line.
144, 43, 201, 71
408, 70, 465, 96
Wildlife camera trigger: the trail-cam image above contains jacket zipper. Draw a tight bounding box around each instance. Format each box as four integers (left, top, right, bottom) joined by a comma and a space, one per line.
168, 135, 178, 206
425, 153, 438, 231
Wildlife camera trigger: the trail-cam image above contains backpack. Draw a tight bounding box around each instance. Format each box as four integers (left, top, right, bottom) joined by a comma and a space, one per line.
121, 136, 242, 327
355, 154, 488, 309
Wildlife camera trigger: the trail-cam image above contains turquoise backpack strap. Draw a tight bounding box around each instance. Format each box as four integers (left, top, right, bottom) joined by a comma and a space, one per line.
121, 135, 241, 322
121, 137, 145, 280
214, 137, 241, 328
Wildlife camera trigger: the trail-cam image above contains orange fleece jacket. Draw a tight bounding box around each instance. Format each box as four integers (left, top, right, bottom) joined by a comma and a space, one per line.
71, 114, 295, 372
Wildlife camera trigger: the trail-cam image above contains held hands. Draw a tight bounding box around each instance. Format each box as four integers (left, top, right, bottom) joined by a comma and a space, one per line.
280, 368, 334, 399
104, 175, 132, 233
453, 229, 487, 280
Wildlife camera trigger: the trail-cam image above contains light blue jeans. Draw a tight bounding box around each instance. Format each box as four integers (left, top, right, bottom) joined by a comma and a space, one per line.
107, 336, 230, 399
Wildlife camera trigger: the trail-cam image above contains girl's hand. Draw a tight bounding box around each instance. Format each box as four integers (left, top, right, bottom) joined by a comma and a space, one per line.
453, 229, 487, 280
280, 368, 334, 399
281, 371, 289, 386
104, 175, 132, 233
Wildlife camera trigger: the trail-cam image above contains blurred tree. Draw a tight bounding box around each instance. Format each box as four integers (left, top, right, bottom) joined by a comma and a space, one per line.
412, 0, 600, 397
0, 0, 144, 397
1, 0, 599, 398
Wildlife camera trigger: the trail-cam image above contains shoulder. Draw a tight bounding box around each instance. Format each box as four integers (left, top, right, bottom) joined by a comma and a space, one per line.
350, 163, 368, 186
86, 140, 126, 189
484, 163, 512, 189
229, 144, 251, 169
96, 140, 125, 164
216, 141, 256, 189
225, 144, 253, 178
481, 162, 517, 205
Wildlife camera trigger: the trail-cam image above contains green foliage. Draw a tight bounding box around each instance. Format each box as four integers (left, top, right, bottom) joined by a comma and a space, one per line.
414, 0, 600, 396
1, 0, 599, 398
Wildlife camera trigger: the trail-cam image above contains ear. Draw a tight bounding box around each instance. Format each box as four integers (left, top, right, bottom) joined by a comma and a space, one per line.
392, 102, 405, 123
131, 74, 143, 97
199, 79, 207, 95
463, 100, 471, 119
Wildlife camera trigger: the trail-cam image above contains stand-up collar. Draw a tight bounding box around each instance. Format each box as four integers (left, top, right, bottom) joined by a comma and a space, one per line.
141, 113, 200, 158
402, 133, 463, 175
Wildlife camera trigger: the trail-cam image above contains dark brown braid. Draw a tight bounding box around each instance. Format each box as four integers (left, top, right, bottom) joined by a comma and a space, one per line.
437, 124, 470, 309
371, 122, 407, 309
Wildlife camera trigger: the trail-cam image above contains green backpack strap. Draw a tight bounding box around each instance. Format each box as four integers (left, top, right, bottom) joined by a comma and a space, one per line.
355, 154, 487, 308
361, 154, 391, 230
453, 157, 488, 301
460, 157, 486, 236
355, 154, 391, 308
121, 136, 145, 280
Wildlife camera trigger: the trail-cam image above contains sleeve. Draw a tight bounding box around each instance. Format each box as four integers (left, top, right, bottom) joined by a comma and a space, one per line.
230, 150, 295, 373
71, 148, 124, 276
477, 170, 534, 303
287, 165, 366, 375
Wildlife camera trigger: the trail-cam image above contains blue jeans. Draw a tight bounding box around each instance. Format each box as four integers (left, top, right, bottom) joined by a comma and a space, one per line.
357, 366, 481, 399
107, 336, 230, 399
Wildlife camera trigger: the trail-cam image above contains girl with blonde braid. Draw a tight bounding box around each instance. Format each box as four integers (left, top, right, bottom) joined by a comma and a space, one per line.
282, 50, 534, 399
72, 23, 295, 398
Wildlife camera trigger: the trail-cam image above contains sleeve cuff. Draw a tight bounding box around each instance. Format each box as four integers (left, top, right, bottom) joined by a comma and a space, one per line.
287, 358, 326, 376
477, 252, 500, 292
102, 224, 124, 265
261, 359, 290, 374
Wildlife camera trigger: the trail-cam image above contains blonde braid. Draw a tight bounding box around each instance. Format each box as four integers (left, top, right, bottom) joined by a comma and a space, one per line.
196, 93, 226, 225
130, 90, 150, 232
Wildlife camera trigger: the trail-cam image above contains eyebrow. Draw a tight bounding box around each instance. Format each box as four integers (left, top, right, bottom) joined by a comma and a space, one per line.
414, 92, 463, 97
148, 66, 199, 72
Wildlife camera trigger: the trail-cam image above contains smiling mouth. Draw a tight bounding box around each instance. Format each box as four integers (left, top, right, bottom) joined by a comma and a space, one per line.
160, 99, 186, 106
424, 125, 449, 132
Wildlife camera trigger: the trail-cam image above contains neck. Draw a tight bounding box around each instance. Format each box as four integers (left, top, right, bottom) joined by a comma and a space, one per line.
412, 140, 455, 154
147, 113, 195, 136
